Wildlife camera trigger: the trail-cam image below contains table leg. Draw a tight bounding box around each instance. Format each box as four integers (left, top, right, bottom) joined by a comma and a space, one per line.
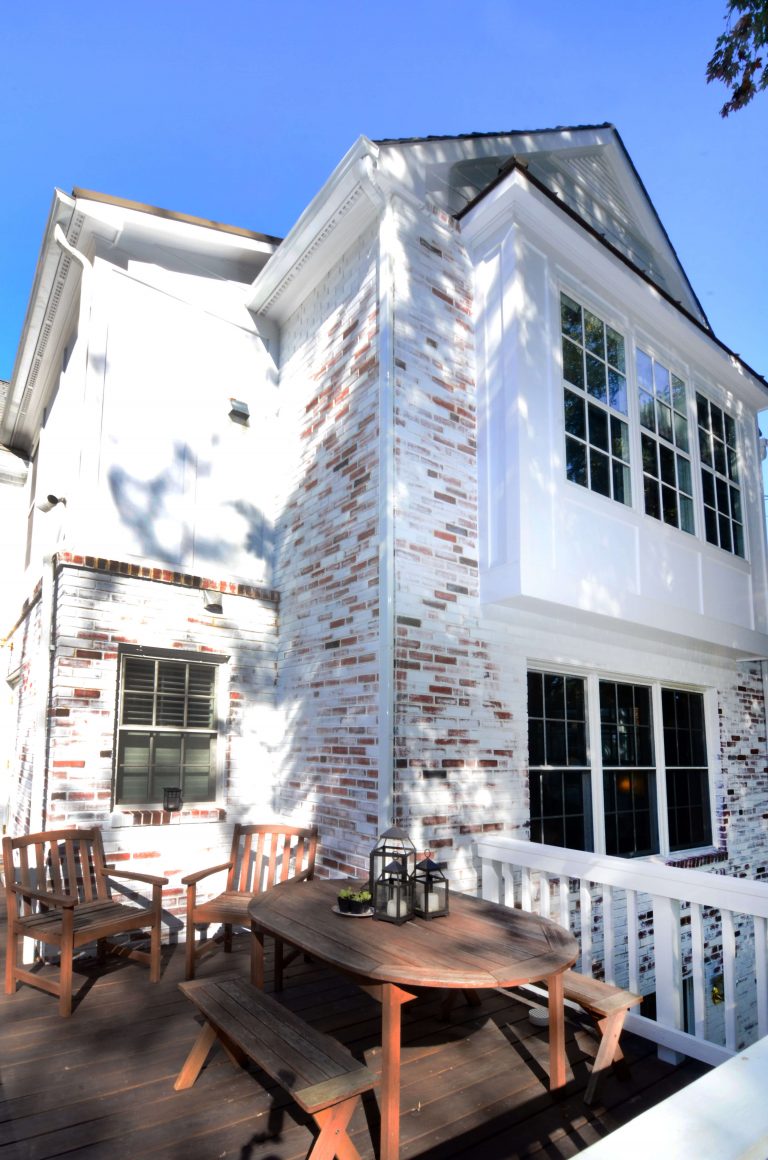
380, 983, 415, 1160
250, 921, 265, 989
548, 969, 567, 1090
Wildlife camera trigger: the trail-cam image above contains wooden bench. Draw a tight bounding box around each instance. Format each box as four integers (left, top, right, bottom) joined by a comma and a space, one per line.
443, 968, 642, 1104
175, 978, 374, 1160
541, 970, 643, 1104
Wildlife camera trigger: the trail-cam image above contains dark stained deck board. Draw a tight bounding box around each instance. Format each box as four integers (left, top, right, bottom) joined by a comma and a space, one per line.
0, 900, 709, 1160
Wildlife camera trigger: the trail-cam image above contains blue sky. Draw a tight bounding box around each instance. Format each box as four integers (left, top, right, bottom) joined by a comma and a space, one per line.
1, 0, 766, 396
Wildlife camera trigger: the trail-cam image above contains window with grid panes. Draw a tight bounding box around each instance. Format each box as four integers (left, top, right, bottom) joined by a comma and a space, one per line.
637, 349, 695, 534
528, 670, 712, 857
560, 293, 631, 506
696, 393, 744, 557
116, 653, 219, 805
527, 671, 592, 851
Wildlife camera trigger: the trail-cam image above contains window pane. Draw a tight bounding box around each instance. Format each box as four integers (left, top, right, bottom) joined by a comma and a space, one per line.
606, 327, 625, 373
564, 389, 586, 439
588, 404, 609, 450
608, 370, 627, 413
561, 295, 582, 341
586, 353, 607, 401
584, 311, 605, 357
566, 437, 588, 486
562, 338, 584, 389
590, 449, 610, 497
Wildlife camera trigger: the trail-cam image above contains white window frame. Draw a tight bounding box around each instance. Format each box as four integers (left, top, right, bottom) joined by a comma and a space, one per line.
557, 285, 748, 562
529, 664, 718, 860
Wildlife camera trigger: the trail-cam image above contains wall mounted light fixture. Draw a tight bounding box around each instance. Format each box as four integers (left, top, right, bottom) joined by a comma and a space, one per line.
36, 494, 66, 513
202, 589, 224, 615
229, 399, 250, 425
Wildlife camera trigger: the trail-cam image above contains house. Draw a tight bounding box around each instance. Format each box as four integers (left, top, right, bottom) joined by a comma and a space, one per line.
2, 124, 766, 933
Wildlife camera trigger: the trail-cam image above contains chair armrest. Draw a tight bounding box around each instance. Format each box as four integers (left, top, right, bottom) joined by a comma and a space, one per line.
6, 881, 76, 907
181, 861, 233, 886
107, 869, 169, 887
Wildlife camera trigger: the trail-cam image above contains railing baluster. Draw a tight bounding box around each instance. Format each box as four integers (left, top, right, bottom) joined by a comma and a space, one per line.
540, 871, 551, 918
722, 909, 737, 1052
558, 876, 570, 931
690, 902, 707, 1040
626, 888, 639, 993
580, 879, 593, 974
756, 915, 768, 1038
603, 884, 615, 983
520, 866, 532, 912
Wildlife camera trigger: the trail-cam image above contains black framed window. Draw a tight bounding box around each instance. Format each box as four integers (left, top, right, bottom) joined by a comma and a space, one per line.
116, 652, 220, 805
600, 681, 657, 857
527, 671, 591, 851
662, 688, 712, 851
528, 670, 712, 858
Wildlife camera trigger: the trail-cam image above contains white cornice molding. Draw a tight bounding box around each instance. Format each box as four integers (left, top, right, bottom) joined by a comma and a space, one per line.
1, 190, 80, 450
248, 137, 384, 324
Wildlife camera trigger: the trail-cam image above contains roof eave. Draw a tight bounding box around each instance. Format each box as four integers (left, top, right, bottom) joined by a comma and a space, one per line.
458, 160, 768, 400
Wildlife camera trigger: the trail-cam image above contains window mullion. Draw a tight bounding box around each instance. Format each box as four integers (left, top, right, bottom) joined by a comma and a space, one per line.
652, 684, 670, 857
587, 673, 606, 855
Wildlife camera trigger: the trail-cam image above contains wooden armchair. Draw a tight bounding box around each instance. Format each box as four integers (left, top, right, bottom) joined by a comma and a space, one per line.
3, 827, 168, 1016
182, 823, 318, 982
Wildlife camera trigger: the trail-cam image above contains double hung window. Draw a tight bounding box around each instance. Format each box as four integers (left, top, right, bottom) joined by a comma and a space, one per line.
696, 394, 744, 557
115, 650, 223, 805
528, 669, 712, 858
561, 294, 631, 505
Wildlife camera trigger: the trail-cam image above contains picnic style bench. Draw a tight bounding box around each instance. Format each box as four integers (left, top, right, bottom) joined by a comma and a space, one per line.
557, 969, 643, 1104
175, 977, 374, 1160
444, 966, 642, 1104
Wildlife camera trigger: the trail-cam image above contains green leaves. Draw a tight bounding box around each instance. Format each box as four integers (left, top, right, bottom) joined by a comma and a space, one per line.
707, 0, 768, 115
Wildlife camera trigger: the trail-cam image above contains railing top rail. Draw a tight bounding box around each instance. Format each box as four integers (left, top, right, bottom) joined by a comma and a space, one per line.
476, 836, 768, 918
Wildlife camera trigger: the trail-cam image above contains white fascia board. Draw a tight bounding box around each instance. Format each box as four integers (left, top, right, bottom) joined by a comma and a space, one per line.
462, 168, 768, 410
1, 189, 77, 451
73, 195, 277, 262
248, 136, 383, 324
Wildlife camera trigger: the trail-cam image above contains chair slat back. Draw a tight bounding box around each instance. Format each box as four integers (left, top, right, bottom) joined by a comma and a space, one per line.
227, 824, 318, 895
2, 828, 111, 914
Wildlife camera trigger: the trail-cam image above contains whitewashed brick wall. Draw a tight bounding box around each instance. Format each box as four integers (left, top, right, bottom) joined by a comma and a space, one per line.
274, 222, 381, 878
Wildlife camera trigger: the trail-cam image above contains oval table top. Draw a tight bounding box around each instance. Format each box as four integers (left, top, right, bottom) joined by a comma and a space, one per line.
248, 877, 578, 990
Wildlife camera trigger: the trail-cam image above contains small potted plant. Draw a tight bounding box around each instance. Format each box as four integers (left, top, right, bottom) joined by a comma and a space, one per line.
348, 888, 372, 915
337, 887, 354, 914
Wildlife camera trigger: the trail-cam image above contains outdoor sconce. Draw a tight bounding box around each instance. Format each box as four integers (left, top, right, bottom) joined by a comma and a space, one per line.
163, 787, 183, 812
36, 494, 66, 512
370, 826, 416, 924
228, 398, 250, 425
412, 854, 449, 919
201, 589, 224, 615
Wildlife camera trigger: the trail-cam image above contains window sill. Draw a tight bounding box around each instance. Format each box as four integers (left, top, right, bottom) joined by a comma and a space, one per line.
110, 806, 226, 828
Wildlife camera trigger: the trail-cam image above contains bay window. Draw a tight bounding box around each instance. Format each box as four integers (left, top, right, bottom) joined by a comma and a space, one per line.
560, 290, 745, 559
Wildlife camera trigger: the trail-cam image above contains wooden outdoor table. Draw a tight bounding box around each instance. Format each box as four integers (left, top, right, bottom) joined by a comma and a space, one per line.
249, 878, 578, 1160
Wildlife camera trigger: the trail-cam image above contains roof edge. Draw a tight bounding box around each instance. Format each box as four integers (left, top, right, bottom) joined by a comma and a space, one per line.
458, 159, 768, 395
71, 188, 282, 247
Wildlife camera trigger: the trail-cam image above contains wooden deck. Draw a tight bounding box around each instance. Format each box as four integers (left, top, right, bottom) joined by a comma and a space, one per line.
0, 911, 709, 1159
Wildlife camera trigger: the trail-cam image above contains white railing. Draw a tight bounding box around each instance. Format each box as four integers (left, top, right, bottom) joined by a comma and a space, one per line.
476, 835, 768, 1067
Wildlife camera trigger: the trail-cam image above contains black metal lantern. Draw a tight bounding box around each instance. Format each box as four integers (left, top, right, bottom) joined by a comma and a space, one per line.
372, 858, 414, 924
163, 787, 183, 812
412, 855, 449, 919
370, 828, 416, 924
